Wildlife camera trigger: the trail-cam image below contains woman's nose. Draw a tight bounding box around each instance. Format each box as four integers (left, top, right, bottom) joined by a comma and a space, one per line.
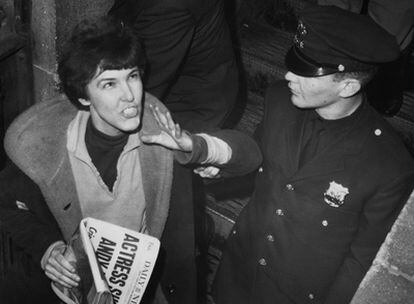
121, 84, 134, 102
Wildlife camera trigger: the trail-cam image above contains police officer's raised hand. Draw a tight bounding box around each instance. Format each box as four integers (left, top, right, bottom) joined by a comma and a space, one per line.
141, 104, 193, 152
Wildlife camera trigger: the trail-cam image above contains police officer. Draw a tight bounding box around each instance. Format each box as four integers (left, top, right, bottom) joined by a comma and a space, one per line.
209, 5, 414, 304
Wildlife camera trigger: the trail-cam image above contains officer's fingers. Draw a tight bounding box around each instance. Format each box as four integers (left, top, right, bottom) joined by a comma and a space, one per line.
205, 166, 220, 175
175, 123, 182, 138
149, 105, 164, 128
193, 166, 206, 174
165, 111, 176, 134
152, 106, 168, 129
199, 166, 221, 178
153, 106, 169, 129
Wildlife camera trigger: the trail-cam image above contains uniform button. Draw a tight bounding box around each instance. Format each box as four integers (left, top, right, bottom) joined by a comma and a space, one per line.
232, 229, 237, 235
286, 184, 294, 191
374, 128, 382, 136
276, 209, 285, 216
167, 284, 176, 294
322, 220, 328, 227
258, 166, 264, 172
258, 258, 267, 266
308, 293, 314, 300
266, 234, 275, 242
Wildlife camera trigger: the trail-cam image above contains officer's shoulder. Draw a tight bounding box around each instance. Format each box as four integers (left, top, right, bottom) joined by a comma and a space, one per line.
366, 108, 414, 167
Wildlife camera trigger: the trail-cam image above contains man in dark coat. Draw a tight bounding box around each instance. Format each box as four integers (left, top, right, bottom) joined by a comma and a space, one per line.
108, 0, 238, 132
211, 5, 414, 304
108, 1, 239, 302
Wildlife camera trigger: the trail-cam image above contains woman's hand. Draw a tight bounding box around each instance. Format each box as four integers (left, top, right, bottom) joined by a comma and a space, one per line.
42, 242, 80, 288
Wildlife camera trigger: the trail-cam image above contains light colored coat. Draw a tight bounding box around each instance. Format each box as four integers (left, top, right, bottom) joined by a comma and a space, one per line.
4, 92, 174, 242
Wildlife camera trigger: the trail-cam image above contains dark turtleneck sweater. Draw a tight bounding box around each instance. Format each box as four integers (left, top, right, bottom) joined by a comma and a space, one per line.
84, 119, 129, 191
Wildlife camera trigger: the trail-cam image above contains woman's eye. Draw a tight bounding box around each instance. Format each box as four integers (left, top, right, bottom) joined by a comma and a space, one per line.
129, 73, 139, 80
103, 82, 115, 89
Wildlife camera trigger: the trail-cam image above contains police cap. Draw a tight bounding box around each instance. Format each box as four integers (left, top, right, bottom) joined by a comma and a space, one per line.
285, 5, 400, 77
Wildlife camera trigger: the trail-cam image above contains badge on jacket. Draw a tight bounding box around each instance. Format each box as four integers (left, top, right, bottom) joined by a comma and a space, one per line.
324, 181, 349, 208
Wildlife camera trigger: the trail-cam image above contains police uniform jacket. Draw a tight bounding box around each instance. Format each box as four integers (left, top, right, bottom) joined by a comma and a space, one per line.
213, 81, 414, 304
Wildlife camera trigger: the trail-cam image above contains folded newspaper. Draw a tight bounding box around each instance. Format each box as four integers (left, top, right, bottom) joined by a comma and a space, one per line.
51, 217, 160, 304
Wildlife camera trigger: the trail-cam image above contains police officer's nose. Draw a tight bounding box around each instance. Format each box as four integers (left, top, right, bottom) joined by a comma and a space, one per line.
285, 71, 297, 82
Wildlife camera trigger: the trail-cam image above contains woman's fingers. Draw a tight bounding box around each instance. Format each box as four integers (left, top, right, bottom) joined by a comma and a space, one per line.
44, 248, 80, 287
44, 262, 79, 287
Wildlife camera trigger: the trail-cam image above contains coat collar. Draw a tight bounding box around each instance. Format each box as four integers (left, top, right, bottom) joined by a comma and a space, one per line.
283, 101, 372, 182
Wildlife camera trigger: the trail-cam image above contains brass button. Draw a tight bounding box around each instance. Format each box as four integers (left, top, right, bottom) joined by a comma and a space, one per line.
232, 229, 237, 235
374, 129, 382, 136
266, 234, 275, 242
276, 209, 285, 216
258, 166, 264, 173
309, 293, 314, 300
258, 258, 267, 266
167, 284, 176, 294
322, 220, 328, 227
286, 184, 294, 191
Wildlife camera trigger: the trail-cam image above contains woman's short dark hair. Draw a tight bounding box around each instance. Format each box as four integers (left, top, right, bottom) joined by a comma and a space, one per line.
58, 16, 146, 105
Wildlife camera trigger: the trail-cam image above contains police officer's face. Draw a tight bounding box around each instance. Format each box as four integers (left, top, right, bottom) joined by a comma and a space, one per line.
79, 67, 143, 136
285, 71, 342, 111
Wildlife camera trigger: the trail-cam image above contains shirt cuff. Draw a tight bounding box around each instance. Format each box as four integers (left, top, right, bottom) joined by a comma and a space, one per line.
197, 133, 232, 165
174, 134, 208, 165
174, 133, 232, 166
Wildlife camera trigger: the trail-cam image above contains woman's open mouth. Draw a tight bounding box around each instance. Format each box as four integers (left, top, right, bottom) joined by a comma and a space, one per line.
122, 106, 139, 118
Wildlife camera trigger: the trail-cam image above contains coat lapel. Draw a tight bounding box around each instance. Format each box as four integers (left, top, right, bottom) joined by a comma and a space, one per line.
46, 156, 83, 240
139, 93, 174, 239
4, 96, 84, 240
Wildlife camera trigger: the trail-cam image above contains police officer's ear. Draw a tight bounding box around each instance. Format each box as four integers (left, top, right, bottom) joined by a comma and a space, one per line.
338, 78, 361, 98
78, 98, 91, 107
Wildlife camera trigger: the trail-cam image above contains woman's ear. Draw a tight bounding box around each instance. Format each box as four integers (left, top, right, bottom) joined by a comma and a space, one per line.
338, 79, 361, 98
78, 98, 91, 106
